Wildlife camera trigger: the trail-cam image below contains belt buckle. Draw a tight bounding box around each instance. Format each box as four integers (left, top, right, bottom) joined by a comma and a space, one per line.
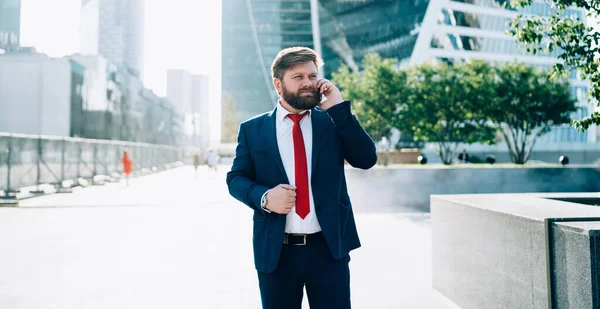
284, 234, 307, 246
295, 234, 307, 246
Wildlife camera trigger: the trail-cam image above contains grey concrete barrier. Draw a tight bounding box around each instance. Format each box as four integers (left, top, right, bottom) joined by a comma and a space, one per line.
432, 193, 600, 309
345, 166, 600, 213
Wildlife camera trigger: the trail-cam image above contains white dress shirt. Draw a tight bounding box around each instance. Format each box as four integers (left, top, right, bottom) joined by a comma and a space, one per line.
275, 101, 322, 234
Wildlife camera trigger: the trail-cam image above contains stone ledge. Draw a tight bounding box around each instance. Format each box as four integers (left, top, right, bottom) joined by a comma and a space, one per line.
432, 193, 600, 309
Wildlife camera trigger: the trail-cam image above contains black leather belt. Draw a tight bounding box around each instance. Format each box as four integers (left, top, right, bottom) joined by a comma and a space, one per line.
283, 232, 323, 246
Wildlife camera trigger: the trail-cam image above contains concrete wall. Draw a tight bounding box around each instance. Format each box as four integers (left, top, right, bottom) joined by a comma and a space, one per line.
432, 198, 548, 309
420, 143, 600, 165
552, 221, 600, 309
431, 193, 600, 309
420, 149, 600, 165
345, 166, 600, 212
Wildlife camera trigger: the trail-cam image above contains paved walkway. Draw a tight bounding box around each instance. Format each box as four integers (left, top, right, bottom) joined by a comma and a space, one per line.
0, 166, 460, 308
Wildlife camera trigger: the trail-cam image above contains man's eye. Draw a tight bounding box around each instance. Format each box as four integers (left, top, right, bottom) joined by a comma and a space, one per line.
293, 76, 302, 79
309, 76, 317, 80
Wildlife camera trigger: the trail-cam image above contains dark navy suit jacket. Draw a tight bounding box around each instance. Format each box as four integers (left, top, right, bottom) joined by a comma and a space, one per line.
226, 101, 377, 273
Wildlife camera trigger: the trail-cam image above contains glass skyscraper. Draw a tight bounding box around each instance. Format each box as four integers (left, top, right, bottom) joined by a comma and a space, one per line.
80, 0, 145, 79
222, 0, 595, 143
0, 0, 20, 51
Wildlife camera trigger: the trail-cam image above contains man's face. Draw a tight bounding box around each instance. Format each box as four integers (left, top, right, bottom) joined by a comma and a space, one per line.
278, 62, 320, 110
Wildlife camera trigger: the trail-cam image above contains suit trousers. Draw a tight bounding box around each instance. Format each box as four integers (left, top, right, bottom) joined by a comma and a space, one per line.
257, 232, 351, 309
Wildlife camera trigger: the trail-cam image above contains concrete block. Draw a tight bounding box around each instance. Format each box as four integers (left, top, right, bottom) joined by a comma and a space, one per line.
432, 193, 600, 309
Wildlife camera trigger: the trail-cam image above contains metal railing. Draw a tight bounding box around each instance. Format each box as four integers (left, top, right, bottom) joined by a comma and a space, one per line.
0, 133, 186, 197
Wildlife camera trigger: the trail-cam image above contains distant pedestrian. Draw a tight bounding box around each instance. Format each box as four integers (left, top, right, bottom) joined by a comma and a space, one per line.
206, 149, 218, 172
122, 150, 133, 186
458, 149, 470, 164
193, 152, 202, 177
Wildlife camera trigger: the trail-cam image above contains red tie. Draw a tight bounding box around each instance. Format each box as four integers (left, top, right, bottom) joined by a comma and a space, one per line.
287, 113, 309, 219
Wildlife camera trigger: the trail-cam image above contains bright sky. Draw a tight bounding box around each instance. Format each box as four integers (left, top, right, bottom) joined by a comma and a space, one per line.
19, 0, 222, 143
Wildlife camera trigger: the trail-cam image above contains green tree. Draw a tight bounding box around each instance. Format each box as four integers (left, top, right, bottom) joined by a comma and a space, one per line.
509, 0, 600, 131
405, 61, 497, 164
488, 62, 576, 164
332, 54, 408, 145
333, 56, 498, 164
221, 93, 240, 143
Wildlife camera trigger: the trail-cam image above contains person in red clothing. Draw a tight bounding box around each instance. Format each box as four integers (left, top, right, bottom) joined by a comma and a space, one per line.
122, 150, 133, 186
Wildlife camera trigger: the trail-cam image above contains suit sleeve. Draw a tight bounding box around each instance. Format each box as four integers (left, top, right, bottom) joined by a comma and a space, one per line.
226, 123, 270, 212
326, 101, 378, 169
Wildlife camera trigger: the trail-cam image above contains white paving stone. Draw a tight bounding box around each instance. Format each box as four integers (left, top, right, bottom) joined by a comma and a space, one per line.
0, 166, 460, 308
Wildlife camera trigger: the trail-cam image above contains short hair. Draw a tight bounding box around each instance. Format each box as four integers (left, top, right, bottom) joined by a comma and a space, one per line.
271, 46, 324, 80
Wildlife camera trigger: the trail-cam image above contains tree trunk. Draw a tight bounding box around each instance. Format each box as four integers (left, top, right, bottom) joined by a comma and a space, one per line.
438, 142, 456, 165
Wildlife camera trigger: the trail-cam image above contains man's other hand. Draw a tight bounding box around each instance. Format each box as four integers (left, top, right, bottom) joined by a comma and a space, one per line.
265, 184, 297, 214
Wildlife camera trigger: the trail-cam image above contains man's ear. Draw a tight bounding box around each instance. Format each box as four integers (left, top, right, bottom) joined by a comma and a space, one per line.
273, 78, 282, 95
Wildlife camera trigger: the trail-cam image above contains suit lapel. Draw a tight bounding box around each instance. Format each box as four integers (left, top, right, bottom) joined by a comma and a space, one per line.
265, 108, 288, 182
311, 108, 326, 175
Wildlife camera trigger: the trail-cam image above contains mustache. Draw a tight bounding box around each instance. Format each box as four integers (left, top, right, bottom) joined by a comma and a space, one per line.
299, 87, 317, 93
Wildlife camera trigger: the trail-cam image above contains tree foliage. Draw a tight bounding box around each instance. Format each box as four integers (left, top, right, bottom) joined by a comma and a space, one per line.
509, 0, 600, 131
332, 54, 408, 145
489, 62, 576, 164
221, 93, 240, 143
333, 54, 576, 165
333, 56, 497, 164
405, 61, 498, 164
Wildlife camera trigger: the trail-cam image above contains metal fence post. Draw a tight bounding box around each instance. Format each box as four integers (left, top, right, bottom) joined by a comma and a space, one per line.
153, 146, 158, 170
93, 143, 98, 177
0, 134, 18, 204
56, 138, 73, 193
143, 145, 147, 170
61, 138, 66, 183
31, 136, 44, 194
5, 134, 13, 196
116, 147, 120, 175
77, 141, 82, 179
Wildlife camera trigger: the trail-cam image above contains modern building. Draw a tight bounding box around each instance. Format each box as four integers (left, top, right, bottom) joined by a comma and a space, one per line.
222, 0, 596, 143
0, 52, 183, 145
0, 53, 84, 137
191, 74, 211, 150
167, 69, 211, 150
80, 0, 145, 79
425, 0, 593, 143
167, 69, 192, 114
0, 0, 21, 52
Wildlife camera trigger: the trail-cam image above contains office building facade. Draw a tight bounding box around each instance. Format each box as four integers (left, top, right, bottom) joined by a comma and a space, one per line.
167, 70, 211, 149
80, 0, 145, 79
0, 0, 20, 51
222, 0, 595, 143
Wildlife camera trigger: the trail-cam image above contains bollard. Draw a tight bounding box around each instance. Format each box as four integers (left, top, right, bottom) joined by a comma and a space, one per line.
559, 156, 569, 165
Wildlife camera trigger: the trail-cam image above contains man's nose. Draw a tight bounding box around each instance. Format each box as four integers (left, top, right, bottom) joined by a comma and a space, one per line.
302, 77, 315, 87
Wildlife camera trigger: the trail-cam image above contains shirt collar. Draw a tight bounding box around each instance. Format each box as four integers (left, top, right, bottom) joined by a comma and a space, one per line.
276, 99, 311, 124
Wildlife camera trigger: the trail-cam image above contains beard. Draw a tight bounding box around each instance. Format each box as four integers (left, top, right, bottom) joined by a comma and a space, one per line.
281, 83, 320, 111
